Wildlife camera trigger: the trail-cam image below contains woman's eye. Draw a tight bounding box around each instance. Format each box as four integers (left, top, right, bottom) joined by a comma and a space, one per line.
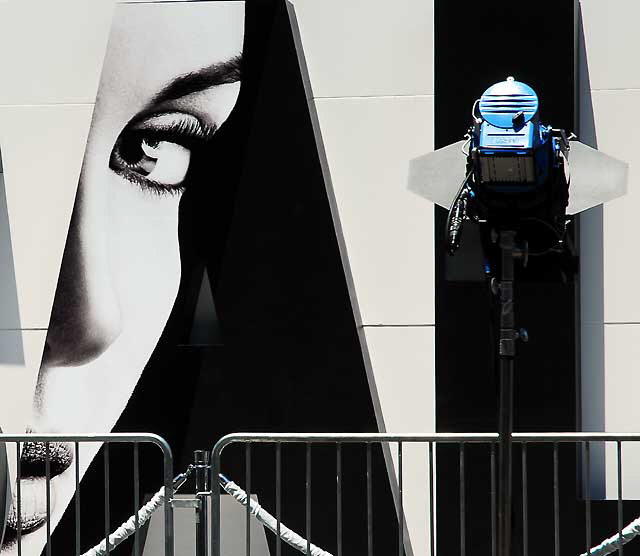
120, 135, 191, 186
109, 112, 213, 193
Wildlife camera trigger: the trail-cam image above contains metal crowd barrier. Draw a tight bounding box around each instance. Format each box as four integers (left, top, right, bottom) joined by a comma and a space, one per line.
0, 433, 174, 556
4, 431, 640, 556
512, 432, 640, 556
209, 433, 498, 556
209, 432, 640, 556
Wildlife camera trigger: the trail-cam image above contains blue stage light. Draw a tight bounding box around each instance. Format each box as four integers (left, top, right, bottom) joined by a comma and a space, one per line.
408, 75, 628, 256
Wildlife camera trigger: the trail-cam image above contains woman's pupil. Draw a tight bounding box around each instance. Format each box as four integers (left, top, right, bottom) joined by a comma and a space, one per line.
119, 133, 145, 165
119, 132, 159, 167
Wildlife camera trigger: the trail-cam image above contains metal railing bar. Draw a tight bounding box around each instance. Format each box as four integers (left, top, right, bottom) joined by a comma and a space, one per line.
159, 437, 174, 556
75, 441, 81, 556
429, 442, 435, 556
134, 442, 140, 556
210, 432, 640, 467
522, 443, 528, 556
398, 442, 403, 556
491, 443, 496, 556
46, 441, 51, 556
212, 433, 498, 453
553, 443, 559, 556
585, 441, 591, 555
336, 444, 342, 556
514, 432, 640, 442
276, 443, 282, 556
367, 443, 372, 556
306, 443, 311, 556
618, 441, 623, 556
460, 443, 466, 556
105, 444, 110, 556
211, 447, 221, 556
0, 433, 172, 445
246, 443, 251, 556
16, 440, 22, 556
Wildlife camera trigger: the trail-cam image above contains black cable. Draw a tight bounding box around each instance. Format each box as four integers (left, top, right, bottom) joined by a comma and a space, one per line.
445, 170, 473, 255
519, 217, 565, 256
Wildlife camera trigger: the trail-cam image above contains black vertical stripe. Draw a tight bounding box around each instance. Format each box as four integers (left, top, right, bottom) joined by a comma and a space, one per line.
435, 1, 578, 554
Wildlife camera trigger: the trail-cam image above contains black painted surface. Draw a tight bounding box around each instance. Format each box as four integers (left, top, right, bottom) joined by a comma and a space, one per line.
435, 1, 580, 555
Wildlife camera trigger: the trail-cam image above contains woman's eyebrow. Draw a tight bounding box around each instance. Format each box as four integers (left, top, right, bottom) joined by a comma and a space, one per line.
152, 55, 242, 104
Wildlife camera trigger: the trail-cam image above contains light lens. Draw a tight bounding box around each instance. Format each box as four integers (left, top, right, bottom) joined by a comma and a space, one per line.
479, 155, 535, 183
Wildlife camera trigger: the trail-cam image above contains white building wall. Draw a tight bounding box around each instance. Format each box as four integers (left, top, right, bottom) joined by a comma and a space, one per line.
287, 1, 435, 553
580, 0, 640, 498
0, 0, 115, 479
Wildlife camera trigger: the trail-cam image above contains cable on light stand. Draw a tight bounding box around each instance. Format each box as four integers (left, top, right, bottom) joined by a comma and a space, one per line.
445, 170, 473, 255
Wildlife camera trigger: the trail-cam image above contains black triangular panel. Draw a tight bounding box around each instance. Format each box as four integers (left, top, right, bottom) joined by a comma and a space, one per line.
188, 270, 221, 346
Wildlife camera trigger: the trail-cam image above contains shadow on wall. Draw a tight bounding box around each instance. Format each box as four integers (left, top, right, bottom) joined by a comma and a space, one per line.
0, 148, 25, 364
577, 5, 606, 499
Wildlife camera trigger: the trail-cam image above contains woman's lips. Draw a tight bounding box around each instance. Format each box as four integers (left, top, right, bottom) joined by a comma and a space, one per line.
5, 477, 57, 536
2, 442, 73, 544
20, 441, 73, 478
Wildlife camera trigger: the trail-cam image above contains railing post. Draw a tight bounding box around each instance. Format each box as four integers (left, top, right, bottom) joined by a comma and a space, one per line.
211, 446, 222, 556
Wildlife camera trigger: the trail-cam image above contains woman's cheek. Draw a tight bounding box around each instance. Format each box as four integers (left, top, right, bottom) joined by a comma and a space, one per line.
107, 174, 183, 342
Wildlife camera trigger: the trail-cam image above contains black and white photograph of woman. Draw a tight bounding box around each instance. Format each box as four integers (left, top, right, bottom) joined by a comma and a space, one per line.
0, 2, 398, 555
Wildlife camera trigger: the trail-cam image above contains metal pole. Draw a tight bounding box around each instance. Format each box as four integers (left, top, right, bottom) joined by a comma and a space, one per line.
211, 449, 221, 556
497, 230, 519, 556
195, 450, 210, 556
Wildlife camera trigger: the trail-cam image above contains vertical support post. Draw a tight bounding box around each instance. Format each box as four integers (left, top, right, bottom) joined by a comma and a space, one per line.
17, 441, 22, 556
211, 449, 221, 556
522, 443, 528, 556
497, 230, 521, 556
195, 450, 210, 556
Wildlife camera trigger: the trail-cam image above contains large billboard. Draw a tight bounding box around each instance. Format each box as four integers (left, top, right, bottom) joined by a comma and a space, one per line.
0, 2, 396, 556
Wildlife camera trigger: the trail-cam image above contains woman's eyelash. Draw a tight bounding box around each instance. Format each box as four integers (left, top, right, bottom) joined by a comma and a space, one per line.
118, 169, 186, 196
131, 112, 217, 143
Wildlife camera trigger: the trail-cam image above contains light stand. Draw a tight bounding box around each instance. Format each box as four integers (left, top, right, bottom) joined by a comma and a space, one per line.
409, 75, 627, 556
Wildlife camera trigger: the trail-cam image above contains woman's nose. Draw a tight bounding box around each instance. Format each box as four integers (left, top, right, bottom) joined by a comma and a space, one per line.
43, 186, 122, 367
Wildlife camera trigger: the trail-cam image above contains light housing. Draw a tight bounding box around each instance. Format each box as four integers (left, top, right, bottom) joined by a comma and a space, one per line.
408, 76, 627, 217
